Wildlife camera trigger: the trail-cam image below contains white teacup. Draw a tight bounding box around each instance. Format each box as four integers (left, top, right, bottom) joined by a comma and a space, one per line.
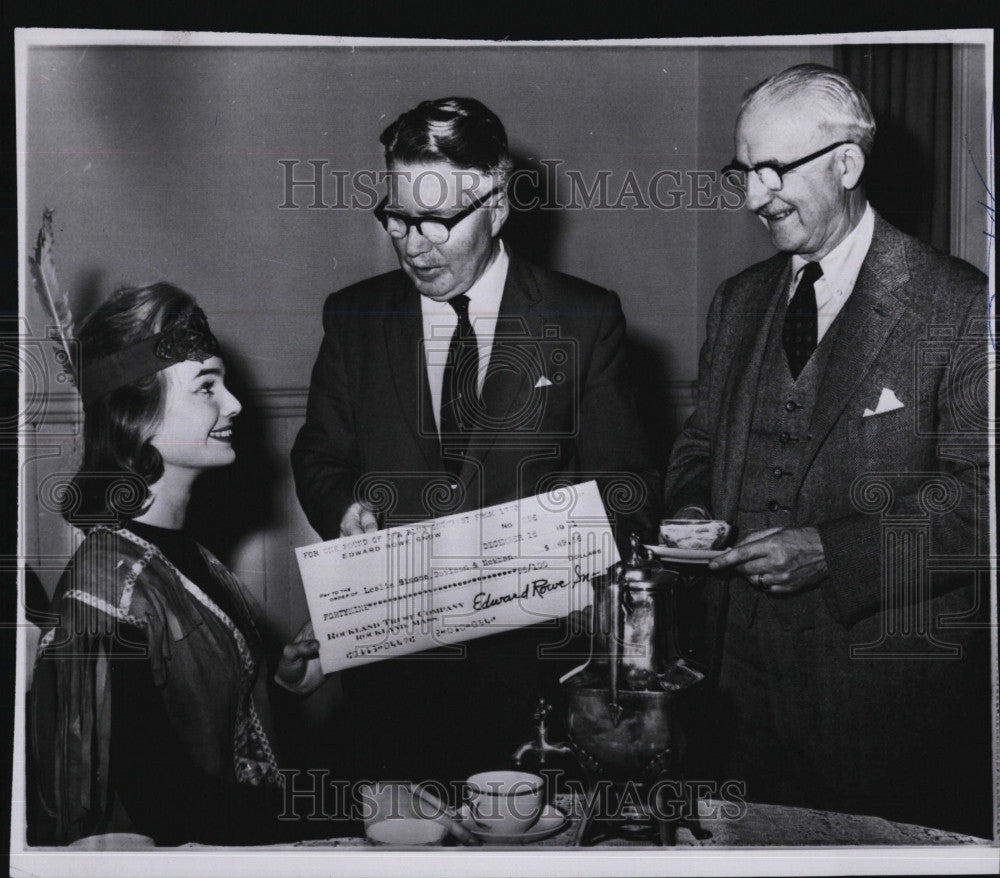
659, 519, 731, 550
465, 770, 544, 834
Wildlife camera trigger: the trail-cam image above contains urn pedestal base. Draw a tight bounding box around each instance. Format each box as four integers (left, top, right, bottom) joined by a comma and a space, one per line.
565, 684, 710, 847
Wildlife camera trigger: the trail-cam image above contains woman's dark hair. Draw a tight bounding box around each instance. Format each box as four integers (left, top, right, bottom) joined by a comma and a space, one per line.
61, 283, 199, 526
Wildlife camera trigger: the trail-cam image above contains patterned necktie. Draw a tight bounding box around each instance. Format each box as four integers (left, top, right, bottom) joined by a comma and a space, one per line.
783, 260, 823, 380
439, 294, 478, 473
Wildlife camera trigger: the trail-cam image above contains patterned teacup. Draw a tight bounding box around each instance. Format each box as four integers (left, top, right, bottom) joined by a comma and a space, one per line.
658, 519, 732, 550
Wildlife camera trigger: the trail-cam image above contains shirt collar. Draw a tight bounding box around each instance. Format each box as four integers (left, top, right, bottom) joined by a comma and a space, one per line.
791, 202, 874, 287
421, 240, 508, 316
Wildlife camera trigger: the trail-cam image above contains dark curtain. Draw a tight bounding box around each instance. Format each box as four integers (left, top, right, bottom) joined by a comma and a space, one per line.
835, 44, 953, 253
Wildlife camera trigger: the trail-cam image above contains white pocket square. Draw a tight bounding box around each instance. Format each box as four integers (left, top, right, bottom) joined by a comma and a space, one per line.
863, 387, 904, 418
534, 376, 553, 389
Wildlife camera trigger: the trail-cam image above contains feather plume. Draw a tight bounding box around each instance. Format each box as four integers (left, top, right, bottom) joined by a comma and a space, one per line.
28, 209, 76, 375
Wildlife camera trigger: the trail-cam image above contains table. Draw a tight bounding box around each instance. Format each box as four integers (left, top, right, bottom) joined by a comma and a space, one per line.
181, 795, 991, 848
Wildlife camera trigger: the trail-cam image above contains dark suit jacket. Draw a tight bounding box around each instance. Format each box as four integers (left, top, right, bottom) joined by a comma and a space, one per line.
664, 212, 989, 629
291, 252, 659, 781
292, 252, 657, 542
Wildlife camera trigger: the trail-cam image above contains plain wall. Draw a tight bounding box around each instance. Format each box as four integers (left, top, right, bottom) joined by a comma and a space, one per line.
22, 43, 843, 615
25, 44, 832, 394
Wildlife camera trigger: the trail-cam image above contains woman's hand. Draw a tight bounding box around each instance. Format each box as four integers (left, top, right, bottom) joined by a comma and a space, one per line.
275, 620, 324, 693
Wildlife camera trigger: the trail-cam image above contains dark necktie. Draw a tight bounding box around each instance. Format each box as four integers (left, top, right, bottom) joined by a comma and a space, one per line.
439, 294, 479, 473
783, 260, 823, 380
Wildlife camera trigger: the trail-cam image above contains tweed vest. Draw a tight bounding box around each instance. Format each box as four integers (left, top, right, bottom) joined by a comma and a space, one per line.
731, 288, 844, 631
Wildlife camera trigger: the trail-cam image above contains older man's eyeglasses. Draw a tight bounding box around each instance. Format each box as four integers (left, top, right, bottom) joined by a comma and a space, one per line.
721, 140, 854, 193
374, 186, 502, 244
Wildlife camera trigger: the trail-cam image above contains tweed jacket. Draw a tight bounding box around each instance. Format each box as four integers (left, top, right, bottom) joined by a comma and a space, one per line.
664, 212, 989, 628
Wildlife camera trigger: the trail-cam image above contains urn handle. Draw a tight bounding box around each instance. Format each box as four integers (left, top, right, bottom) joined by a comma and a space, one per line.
627, 532, 643, 565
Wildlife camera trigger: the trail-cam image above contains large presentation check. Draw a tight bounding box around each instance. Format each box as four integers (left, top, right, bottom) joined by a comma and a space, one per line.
294, 480, 619, 674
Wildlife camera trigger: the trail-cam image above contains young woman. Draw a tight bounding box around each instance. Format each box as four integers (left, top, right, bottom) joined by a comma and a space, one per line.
29, 284, 338, 846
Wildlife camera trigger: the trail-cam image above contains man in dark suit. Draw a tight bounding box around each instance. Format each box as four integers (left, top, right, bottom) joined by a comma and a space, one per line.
292, 97, 657, 783
664, 65, 992, 836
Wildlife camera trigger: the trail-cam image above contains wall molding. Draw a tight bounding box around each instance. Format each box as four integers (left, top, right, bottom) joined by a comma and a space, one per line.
27, 381, 700, 427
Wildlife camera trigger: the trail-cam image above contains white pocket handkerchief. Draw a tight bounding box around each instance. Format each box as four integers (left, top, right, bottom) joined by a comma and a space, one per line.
863, 387, 904, 418
534, 376, 553, 389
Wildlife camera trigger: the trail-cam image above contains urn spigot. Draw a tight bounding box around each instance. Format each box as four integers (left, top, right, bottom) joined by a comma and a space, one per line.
512, 698, 572, 766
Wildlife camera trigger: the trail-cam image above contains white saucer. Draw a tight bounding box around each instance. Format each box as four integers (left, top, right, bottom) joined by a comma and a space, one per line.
644, 544, 725, 563
68, 833, 155, 850
458, 804, 569, 845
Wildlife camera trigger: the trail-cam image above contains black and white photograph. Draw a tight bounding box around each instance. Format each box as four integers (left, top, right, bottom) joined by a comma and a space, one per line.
8, 28, 996, 876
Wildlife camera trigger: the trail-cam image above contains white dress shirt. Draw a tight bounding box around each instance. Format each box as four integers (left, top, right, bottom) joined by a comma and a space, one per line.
421, 240, 510, 431
789, 203, 875, 343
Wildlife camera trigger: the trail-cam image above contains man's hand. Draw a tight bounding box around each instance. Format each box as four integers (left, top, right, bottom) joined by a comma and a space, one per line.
708, 526, 828, 595
339, 501, 379, 536
275, 620, 324, 693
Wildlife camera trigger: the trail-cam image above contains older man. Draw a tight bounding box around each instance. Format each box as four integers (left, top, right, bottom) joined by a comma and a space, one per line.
665, 65, 991, 836
292, 97, 657, 782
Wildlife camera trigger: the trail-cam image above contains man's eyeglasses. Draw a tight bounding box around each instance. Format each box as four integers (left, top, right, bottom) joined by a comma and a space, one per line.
721, 140, 854, 193
374, 186, 502, 244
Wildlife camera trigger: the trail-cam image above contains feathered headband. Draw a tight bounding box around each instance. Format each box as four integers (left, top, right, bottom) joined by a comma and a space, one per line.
28, 210, 220, 407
